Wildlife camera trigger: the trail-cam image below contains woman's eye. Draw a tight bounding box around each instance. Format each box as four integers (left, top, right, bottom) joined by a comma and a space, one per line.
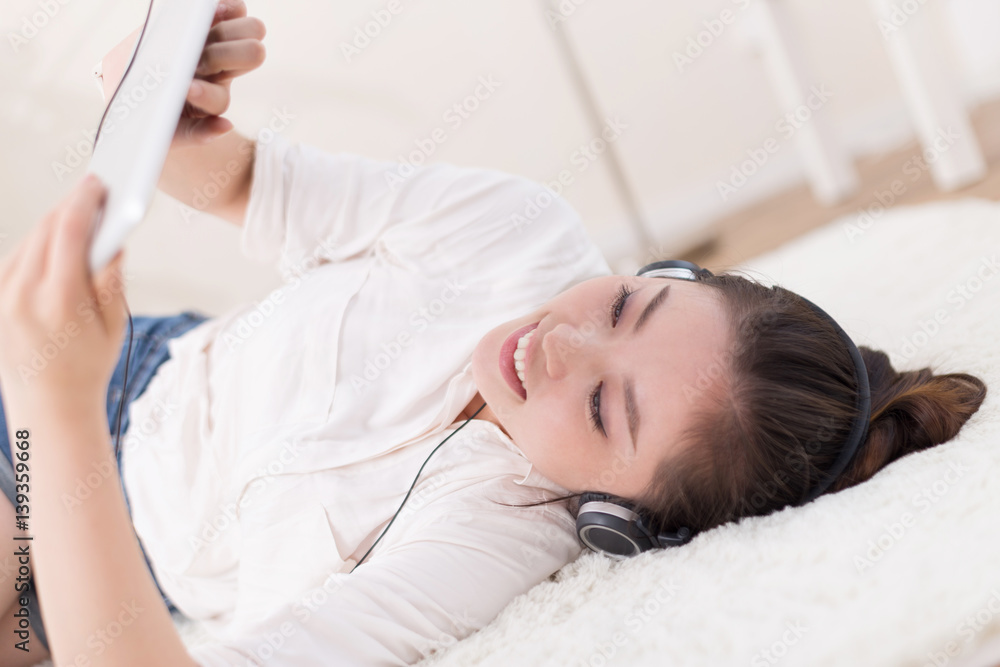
593, 282, 633, 437
610, 284, 633, 327
589, 381, 605, 436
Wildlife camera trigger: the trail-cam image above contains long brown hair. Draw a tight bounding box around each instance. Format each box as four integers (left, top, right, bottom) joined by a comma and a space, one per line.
634, 272, 987, 537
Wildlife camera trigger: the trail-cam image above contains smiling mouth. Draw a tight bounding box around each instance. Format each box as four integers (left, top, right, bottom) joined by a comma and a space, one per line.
499, 321, 539, 400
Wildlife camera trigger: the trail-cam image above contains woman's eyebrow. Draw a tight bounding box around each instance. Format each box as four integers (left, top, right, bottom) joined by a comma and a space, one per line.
624, 377, 639, 453
633, 283, 671, 335
620, 283, 671, 452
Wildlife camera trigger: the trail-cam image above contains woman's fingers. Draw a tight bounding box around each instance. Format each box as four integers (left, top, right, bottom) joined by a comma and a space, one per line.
195, 38, 266, 79
184, 78, 230, 118
205, 15, 265, 48
92, 249, 128, 336
212, 0, 248, 26
12, 209, 59, 289
46, 175, 108, 295
172, 4, 264, 144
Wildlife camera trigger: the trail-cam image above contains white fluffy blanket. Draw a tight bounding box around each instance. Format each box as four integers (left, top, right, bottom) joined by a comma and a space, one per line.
415, 198, 1000, 667
33, 199, 1000, 667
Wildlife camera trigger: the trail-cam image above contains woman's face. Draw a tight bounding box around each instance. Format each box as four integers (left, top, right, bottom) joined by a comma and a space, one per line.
470, 274, 731, 501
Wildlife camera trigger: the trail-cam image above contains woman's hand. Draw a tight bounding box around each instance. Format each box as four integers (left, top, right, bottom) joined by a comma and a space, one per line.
0, 174, 127, 411
0, 179, 196, 667
99, 0, 266, 148
175, 0, 267, 146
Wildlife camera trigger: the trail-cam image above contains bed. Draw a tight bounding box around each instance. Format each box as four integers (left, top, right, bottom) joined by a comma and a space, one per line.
411, 197, 1000, 667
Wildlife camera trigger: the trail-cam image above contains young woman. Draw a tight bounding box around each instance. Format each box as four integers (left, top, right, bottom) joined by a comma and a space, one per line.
0, 2, 986, 666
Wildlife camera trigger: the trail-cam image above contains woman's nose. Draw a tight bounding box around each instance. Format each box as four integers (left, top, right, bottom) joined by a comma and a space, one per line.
542, 322, 596, 381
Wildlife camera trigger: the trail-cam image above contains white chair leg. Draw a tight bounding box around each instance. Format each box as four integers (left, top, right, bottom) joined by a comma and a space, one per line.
749, 0, 860, 205
868, 0, 987, 191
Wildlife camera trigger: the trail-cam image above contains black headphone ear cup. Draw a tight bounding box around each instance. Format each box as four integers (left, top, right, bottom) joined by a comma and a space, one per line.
576, 503, 640, 558
576, 493, 651, 557
576, 493, 696, 555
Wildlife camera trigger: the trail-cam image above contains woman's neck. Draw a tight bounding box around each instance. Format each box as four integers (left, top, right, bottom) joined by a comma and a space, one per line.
456, 392, 509, 438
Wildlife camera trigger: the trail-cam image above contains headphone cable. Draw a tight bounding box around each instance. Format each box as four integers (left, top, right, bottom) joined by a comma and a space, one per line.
351, 401, 487, 572
93, 0, 156, 463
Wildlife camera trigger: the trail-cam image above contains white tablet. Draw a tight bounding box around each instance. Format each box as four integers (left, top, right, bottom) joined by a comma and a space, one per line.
86, 0, 218, 273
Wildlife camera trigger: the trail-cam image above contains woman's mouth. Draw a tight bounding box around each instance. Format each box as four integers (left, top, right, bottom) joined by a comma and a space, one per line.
499, 321, 539, 400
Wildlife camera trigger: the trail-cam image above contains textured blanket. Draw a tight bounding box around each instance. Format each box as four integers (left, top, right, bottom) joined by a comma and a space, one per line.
416, 198, 1000, 667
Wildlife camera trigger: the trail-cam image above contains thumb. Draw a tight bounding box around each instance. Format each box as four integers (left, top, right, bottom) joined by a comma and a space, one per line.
174, 116, 233, 146
198, 116, 234, 143
94, 249, 128, 337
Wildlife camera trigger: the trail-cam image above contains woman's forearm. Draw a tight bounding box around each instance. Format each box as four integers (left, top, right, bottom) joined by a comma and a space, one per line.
4, 394, 197, 667
159, 130, 256, 228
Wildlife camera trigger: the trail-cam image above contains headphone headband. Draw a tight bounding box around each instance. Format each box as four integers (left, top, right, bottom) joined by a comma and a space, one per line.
575, 260, 872, 557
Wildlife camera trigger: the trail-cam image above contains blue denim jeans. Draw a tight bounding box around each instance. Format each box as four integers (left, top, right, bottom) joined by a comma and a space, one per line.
0, 310, 210, 652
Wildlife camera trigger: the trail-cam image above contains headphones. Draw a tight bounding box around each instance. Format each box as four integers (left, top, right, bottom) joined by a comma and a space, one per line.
574, 260, 872, 558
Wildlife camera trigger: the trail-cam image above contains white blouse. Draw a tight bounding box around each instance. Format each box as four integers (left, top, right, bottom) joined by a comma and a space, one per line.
119, 131, 613, 665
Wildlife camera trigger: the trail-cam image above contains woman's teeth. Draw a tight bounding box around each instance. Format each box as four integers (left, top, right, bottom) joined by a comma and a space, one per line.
514, 329, 535, 390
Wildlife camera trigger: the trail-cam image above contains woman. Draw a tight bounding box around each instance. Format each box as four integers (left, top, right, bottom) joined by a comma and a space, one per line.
0, 3, 986, 666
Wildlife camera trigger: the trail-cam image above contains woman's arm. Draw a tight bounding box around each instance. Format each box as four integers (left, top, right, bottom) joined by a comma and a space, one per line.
160, 130, 257, 228
187, 475, 581, 666
99, 0, 265, 227
7, 398, 197, 666
0, 175, 197, 666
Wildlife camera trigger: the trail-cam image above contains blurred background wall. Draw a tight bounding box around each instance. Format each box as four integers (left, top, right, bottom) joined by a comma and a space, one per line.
1, 0, 999, 316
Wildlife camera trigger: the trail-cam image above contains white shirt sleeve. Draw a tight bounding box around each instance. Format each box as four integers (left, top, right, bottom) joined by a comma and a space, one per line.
186, 491, 581, 667
240, 132, 586, 282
